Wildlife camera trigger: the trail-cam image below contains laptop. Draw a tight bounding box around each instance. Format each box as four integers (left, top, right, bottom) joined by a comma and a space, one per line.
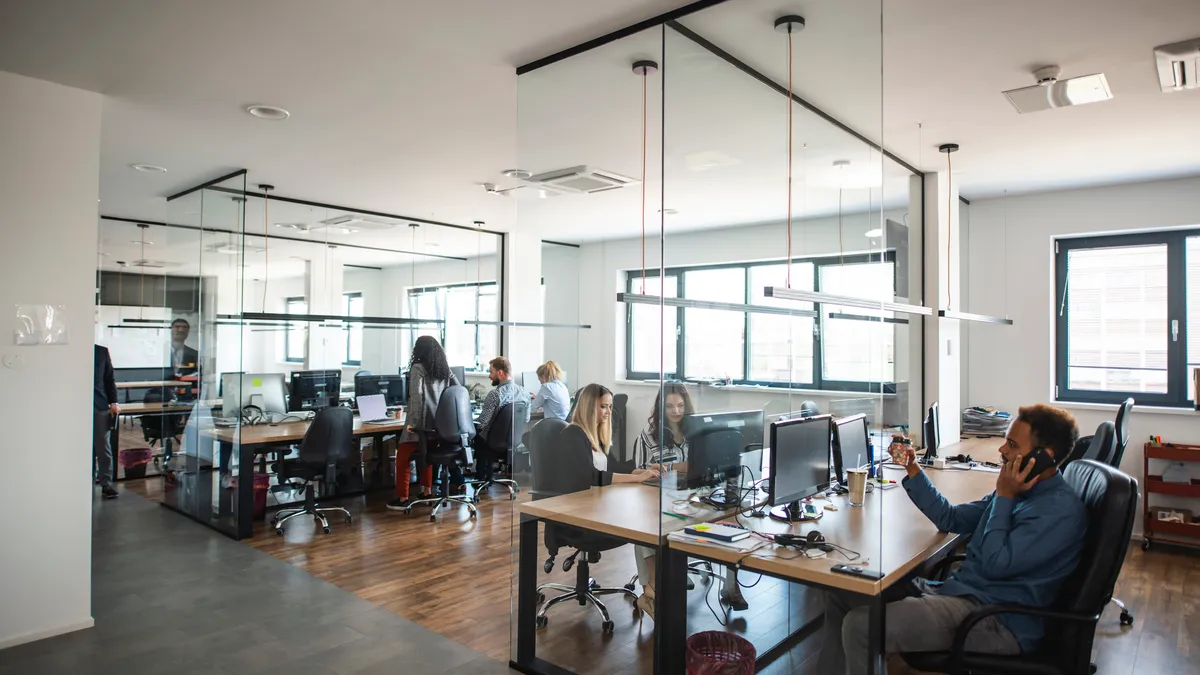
357, 394, 391, 424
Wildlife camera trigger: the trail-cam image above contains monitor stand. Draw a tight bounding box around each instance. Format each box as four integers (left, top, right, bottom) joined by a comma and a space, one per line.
770, 500, 819, 523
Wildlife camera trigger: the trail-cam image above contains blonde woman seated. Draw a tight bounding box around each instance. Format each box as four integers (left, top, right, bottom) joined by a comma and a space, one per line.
531, 360, 570, 421
631, 384, 750, 616
566, 384, 660, 616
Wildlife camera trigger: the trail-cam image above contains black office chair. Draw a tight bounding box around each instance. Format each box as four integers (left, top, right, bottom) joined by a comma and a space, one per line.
405, 385, 478, 521
140, 388, 186, 469
474, 400, 526, 500
1065, 421, 1116, 468
529, 418, 637, 634
270, 406, 354, 535
902, 459, 1138, 675
1108, 397, 1135, 626
799, 400, 820, 417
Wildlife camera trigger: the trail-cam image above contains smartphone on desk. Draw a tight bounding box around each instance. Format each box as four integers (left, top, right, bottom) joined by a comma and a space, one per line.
831, 564, 883, 580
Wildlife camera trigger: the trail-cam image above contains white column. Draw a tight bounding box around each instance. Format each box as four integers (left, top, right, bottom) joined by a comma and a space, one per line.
502, 229, 544, 374
0, 71, 101, 648
306, 247, 345, 369
924, 169, 962, 443
903, 173, 925, 435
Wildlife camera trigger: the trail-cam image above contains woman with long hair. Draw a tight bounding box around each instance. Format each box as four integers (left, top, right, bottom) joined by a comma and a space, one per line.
531, 360, 570, 421
387, 335, 459, 511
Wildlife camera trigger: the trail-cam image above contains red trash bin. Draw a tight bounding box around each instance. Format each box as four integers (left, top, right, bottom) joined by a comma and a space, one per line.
119, 447, 153, 479
686, 631, 756, 675
231, 473, 271, 519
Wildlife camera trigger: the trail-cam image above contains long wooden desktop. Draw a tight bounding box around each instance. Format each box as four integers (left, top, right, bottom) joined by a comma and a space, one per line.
513, 437, 1001, 675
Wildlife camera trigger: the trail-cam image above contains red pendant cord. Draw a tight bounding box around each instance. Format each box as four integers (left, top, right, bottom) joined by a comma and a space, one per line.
262, 191, 270, 312
946, 152, 952, 310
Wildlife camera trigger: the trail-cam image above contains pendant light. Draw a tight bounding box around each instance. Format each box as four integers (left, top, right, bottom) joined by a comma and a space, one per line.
632, 59, 658, 293
775, 15, 804, 287
259, 184, 274, 313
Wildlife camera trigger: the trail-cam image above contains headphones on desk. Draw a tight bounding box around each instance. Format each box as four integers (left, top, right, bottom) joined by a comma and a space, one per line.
774, 530, 831, 552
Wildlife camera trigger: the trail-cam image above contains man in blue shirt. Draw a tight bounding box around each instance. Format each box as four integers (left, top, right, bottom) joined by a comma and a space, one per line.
822, 404, 1086, 675
472, 356, 530, 483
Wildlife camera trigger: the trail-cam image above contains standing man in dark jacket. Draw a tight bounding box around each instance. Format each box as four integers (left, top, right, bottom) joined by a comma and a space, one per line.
94, 344, 119, 499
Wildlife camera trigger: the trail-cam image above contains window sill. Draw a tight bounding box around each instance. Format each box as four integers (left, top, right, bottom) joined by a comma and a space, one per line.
615, 379, 897, 397
1056, 401, 1199, 417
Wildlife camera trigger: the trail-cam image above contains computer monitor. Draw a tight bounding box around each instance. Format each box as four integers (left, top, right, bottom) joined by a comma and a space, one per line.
221, 372, 288, 415
769, 415, 833, 522
520, 371, 539, 390
833, 414, 869, 486
356, 373, 406, 407
450, 366, 466, 385
922, 401, 941, 463
288, 370, 341, 412
682, 410, 765, 498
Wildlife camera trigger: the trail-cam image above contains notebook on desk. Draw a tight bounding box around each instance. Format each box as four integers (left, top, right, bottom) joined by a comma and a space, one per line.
358, 394, 391, 424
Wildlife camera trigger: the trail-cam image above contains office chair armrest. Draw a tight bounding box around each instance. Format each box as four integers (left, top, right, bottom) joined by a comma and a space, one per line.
948, 603, 1101, 672
928, 553, 967, 581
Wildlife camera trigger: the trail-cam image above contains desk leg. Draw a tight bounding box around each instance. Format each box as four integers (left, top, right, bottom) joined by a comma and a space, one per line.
868, 594, 885, 675
514, 515, 539, 668
236, 442, 254, 539
656, 546, 688, 675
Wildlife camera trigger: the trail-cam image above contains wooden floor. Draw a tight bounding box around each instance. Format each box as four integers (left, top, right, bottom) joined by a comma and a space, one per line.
120, 468, 1200, 675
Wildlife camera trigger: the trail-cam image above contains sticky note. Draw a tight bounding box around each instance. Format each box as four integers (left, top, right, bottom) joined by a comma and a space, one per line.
252, 377, 263, 387
694, 524, 710, 531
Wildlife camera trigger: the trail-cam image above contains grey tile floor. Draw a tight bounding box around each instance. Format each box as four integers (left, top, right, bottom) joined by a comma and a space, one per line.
0, 491, 517, 675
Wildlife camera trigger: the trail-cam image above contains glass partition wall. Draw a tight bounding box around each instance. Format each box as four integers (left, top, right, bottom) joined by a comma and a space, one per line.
511, 1, 924, 673
98, 173, 502, 538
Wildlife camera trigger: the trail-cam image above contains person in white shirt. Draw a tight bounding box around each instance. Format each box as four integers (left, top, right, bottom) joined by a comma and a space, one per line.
530, 360, 570, 421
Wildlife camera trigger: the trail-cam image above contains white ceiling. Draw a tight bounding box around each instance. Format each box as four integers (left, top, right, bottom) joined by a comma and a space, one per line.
2, 0, 1199, 245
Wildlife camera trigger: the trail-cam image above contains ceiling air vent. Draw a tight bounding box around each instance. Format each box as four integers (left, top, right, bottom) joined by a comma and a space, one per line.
527, 166, 639, 194
309, 215, 397, 232
1154, 37, 1200, 92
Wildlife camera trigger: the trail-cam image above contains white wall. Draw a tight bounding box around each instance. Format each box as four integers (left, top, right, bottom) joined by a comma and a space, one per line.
542, 243, 582, 385
966, 175, 1200, 533
0, 71, 102, 648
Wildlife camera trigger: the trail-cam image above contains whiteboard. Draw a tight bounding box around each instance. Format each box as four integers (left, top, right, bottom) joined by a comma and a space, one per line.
97, 306, 170, 368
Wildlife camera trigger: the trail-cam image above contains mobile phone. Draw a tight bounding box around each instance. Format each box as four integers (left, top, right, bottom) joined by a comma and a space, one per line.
1019, 447, 1057, 481
830, 564, 883, 580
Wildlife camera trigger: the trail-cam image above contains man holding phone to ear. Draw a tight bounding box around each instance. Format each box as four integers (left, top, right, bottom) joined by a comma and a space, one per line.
821, 404, 1086, 675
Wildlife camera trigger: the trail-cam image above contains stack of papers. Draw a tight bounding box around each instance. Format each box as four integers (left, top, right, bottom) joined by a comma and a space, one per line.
668, 531, 763, 553
962, 407, 1010, 437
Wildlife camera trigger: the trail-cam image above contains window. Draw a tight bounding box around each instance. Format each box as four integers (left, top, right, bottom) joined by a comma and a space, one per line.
406, 282, 498, 370
1055, 230, 1194, 407
341, 292, 364, 366
625, 252, 896, 391
284, 297, 307, 363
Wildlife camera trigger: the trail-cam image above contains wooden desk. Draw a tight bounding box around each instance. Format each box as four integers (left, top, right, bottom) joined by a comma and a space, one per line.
661, 437, 999, 673
116, 380, 190, 389
515, 483, 765, 675
159, 414, 408, 540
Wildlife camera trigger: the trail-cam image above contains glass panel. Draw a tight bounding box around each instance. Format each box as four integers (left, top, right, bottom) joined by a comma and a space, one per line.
820, 261, 896, 383
1066, 244, 1168, 393
750, 263, 815, 383
683, 268, 746, 380
630, 275, 678, 377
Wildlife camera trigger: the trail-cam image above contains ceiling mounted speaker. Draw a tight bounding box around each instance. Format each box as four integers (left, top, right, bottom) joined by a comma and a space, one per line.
1154, 37, 1200, 92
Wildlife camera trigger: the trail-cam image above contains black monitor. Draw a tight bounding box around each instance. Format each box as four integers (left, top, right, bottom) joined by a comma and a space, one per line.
769, 415, 833, 522
288, 370, 341, 412
833, 414, 869, 486
356, 373, 406, 407
682, 410, 763, 491
450, 366, 466, 385
922, 401, 941, 463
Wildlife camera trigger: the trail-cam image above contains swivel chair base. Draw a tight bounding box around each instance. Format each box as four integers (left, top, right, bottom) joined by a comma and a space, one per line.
1112, 596, 1134, 625
536, 556, 636, 634
271, 483, 352, 535
471, 478, 520, 501
405, 492, 478, 521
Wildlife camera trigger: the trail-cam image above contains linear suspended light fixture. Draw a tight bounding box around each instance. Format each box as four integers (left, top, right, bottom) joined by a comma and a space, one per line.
617, 292, 818, 318
937, 310, 1014, 325
763, 287, 932, 316
828, 312, 910, 325
464, 320, 592, 329
218, 312, 444, 326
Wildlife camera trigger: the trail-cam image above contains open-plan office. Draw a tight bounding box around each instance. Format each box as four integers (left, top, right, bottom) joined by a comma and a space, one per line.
2, 1, 1200, 675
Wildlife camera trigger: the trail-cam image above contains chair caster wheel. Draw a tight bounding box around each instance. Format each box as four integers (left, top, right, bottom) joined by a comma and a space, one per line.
322, 527, 331, 535
544, 560, 555, 574
589, 579, 600, 591
1141, 539, 1150, 551
624, 582, 636, 592
345, 516, 352, 524
404, 508, 413, 516
602, 620, 614, 634
470, 511, 477, 519
429, 515, 437, 522
686, 578, 695, 591
1120, 611, 1134, 626
537, 592, 546, 604
535, 616, 548, 629
275, 528, 284, 536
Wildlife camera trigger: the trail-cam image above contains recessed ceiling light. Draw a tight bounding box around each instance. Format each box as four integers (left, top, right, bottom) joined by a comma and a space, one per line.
131, 239, 153, 245
864, 228, 883, 238
274, 222, 307, 230
246, 104, 290, 121
131, 164, 167, 173
502, 169, 532, 179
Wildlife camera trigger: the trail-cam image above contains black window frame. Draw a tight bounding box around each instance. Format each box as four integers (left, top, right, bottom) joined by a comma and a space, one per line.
625, 250, 897, 393
1054, 229, 1192, 407
284, 296, 307, 364
342, 291, 364, 367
